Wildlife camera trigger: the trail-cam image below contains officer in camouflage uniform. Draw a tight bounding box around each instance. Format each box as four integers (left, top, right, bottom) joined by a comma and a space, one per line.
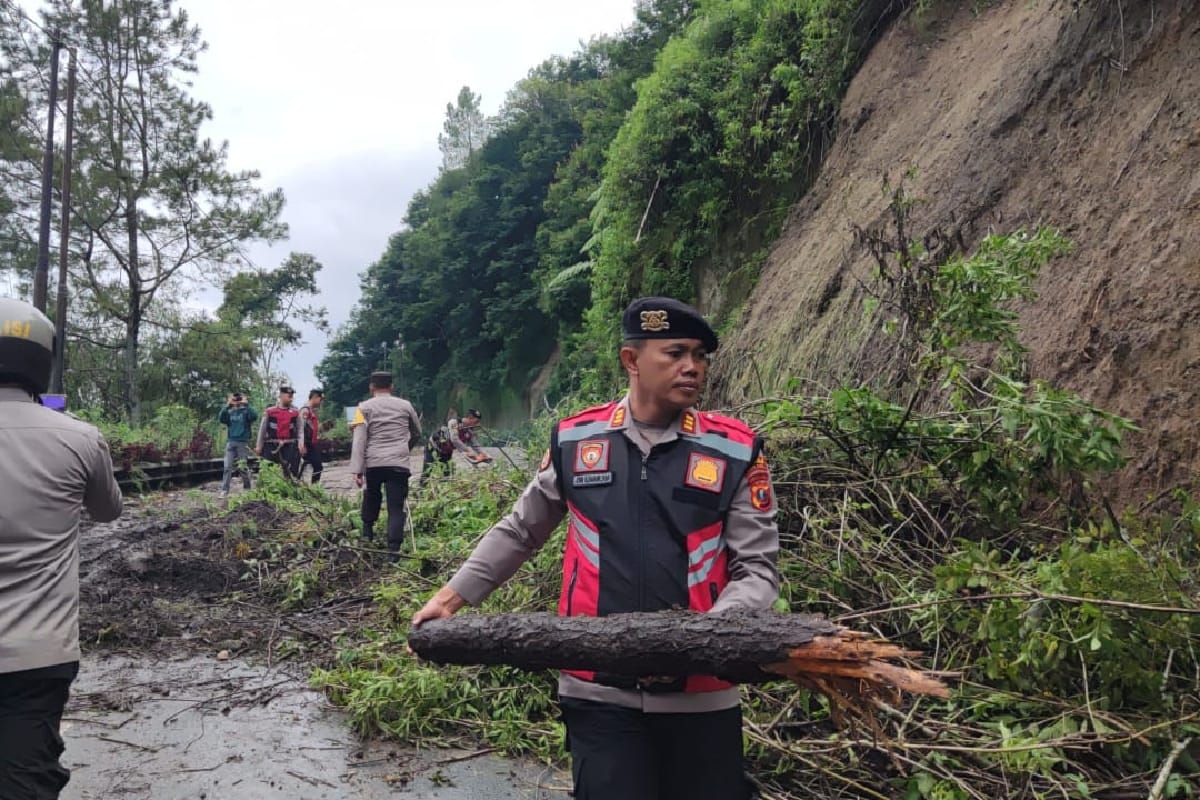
413, 297, 779, 800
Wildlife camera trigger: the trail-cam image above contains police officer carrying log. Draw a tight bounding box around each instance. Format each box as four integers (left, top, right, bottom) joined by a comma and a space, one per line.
0, 298, 123, 799
413, 297, 779, 800
255, 385, 302, 480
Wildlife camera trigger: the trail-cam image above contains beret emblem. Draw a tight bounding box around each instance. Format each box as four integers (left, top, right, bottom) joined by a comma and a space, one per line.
640, 310, 670, 332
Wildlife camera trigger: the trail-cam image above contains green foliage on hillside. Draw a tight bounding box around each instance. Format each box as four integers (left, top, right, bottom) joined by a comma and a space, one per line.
319, 0, 894, 415
315, 2, 692, 418
576, 0, 871, 391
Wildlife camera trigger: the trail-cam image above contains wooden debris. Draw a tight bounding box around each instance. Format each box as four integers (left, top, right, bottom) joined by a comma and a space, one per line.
408, 609, 952, 724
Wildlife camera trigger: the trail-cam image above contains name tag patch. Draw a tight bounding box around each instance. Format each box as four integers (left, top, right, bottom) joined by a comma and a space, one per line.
573, 472, 613, 487
575, 440, 610, 473
684, 453, 727, 493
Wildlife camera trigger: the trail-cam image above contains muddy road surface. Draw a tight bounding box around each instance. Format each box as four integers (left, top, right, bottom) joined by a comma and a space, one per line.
64, 456, 568, 799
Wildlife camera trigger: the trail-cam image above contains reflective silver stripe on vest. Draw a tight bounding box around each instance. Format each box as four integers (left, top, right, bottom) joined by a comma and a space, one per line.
558, 419, 613, 444
688, 534, 724, 567
687, 537, 725, 587
689, 430, 754, 462
570, 510, 601, 569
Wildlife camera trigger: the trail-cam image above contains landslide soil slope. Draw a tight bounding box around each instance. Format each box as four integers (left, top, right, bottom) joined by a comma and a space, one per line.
711, 0, 1200, 499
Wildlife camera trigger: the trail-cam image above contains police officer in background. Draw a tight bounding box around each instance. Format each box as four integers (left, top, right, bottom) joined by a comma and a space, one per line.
298, 389, 325, 485
0, 298, 123, 798
350, 371, 422, 561
255, 385, 302, 479
413, 297, 779, 800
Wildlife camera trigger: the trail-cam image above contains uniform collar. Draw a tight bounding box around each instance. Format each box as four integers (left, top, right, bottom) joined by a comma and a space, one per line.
607, 395, 703, 440
0, 386, 35, 403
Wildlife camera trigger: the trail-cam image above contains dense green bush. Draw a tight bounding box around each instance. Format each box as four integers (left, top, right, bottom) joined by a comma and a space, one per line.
79, 404, 217, 467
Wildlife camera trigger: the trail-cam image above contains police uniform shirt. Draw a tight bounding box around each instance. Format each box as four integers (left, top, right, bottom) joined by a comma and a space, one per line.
0, 387, 123, 673
446, 395, 780, 714
349, 395, 423, 473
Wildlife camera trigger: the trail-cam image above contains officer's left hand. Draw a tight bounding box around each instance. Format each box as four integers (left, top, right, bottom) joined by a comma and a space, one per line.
354, 473, 364, 488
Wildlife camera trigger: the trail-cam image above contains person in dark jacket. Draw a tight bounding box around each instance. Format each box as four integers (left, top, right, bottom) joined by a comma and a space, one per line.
298, 389, 325, 484
0, 298, 123, 799
412, 297, 779, 800
218, 392, 258, 497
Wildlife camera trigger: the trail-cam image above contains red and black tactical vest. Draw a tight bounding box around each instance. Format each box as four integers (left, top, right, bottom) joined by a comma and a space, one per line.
551, 401, 762, 694
264, 406, 300, 441
301, 406, 319, 447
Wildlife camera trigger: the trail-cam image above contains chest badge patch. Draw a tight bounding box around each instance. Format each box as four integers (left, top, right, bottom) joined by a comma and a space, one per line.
684, 453, 727, 493
575, 440, 610, 473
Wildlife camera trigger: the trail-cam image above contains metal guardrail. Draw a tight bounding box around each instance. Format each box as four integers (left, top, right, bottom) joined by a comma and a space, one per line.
113, 442, 351, 492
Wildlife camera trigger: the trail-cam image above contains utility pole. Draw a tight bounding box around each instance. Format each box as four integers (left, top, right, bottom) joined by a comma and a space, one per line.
50, 49, 76, 395
32, 37, 62, 312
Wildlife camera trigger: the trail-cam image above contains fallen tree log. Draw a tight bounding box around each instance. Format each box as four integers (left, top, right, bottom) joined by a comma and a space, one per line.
408, 609, 951, 719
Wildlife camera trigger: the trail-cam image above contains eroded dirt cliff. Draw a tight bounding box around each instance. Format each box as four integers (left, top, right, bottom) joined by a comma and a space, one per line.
711, 0, 1200, 499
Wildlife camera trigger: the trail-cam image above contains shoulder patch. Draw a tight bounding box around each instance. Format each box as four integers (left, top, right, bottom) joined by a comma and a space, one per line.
351, 407, 365, 427
539, 448, 551, 472
748, 453, 773, 512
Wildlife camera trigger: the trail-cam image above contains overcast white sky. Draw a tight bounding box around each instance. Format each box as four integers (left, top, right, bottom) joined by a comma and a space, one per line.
184, 0, 637, 393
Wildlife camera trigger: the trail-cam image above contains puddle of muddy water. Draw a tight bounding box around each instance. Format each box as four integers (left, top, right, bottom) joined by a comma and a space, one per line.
60, 654, 569, 800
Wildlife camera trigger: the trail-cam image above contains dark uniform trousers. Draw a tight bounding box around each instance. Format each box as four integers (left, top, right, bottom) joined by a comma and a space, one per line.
301, 447, 324, 484
0, 662, 79, 800
561, 697, 753, 800
266, 440, 301, 480
362, 466, 410, 554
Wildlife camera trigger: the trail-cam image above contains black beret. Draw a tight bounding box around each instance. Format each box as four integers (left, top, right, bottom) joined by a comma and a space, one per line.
467, 408, 482, 419
278, 385, 295, 395
621, 296, 718, 353
369, 371, 393, 384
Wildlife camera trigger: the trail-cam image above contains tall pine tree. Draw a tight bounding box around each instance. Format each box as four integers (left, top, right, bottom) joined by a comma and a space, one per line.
1, 0, 286, 422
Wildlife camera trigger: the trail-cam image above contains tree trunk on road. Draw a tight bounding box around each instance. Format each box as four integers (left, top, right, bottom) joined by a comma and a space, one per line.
409, 609, 949, 700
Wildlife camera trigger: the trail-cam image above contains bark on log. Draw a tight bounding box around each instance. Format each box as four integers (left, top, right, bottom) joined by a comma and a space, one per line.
408, 609, 949, 699
409, 609, 836, 683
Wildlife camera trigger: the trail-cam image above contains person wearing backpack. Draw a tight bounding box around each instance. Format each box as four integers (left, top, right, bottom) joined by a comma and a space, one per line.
421, 426, 456, 483
255, 386, 302, 480
298, 389, 325, 485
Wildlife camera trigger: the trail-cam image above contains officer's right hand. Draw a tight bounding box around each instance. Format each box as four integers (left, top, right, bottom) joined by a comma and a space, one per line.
411, 586, 466, 628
